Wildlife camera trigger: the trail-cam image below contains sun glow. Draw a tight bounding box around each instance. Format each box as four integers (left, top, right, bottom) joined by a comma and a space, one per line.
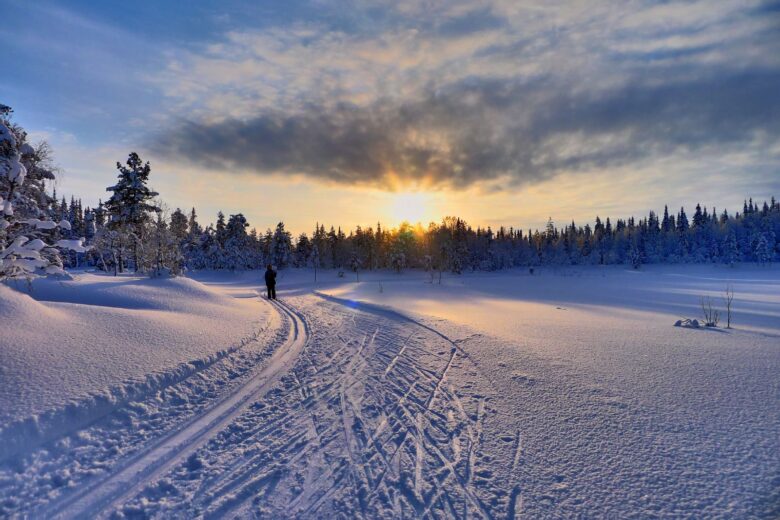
389, 191, 435, 225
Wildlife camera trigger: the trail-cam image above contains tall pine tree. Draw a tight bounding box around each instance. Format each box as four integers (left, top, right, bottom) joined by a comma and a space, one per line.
105, 152, 160, 271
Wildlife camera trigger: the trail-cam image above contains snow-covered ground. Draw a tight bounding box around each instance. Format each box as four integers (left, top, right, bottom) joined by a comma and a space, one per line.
1, 265, 778, 518
0, 273, 272, 458
317, 265, 780, 517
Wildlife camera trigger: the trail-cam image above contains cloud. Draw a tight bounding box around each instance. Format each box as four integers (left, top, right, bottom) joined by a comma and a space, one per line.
151, 0, 780, 190
157, 66, 780, 190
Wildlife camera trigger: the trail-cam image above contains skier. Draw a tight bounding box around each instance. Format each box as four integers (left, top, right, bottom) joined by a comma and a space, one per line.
264, 264, 277, 300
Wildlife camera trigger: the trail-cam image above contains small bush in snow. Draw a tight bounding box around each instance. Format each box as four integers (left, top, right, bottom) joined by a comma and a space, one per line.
700, 296, 720, 327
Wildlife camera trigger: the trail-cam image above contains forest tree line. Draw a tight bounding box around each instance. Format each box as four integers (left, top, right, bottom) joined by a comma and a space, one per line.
58, 191, 780, 275
2, 107, 778, 280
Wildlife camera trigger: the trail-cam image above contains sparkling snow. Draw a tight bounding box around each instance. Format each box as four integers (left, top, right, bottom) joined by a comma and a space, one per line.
0, 265, 778, 518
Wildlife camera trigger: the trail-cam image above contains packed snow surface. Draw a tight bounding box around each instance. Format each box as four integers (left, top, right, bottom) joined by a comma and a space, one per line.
319, 265, 780, 516
0, 265, 778, 518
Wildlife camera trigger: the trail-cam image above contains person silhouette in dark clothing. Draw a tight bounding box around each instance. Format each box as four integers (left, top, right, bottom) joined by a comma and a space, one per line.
264, 264, 277, 300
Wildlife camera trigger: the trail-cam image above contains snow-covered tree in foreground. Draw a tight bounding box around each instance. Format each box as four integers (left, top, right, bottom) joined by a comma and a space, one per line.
104, 152, 160, 272
0, 105, 85, 280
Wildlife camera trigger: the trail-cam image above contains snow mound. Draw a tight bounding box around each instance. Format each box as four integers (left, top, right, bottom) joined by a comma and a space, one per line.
0, 273, 272, 460
0, 283, 65, 322
16, 273, 225, 312
674, 318, 701, 328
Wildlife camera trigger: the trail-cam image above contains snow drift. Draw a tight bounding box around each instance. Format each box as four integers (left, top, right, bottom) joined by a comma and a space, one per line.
0, 273, 271, 460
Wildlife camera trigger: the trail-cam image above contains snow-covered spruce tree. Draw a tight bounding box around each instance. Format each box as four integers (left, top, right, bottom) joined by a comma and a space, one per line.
190, 225, 216, 269
247, 227, 264, 269
94, 200, 106, 227
144, 211, 184, 276
170, 208, 188, 244
295, 232, 312, 267
182, 207, 203, 267
215, 211, 227, 248
83, 207, 96, 241
207, 223, 227, 269
104, 152, 160, 272
0, 105, 85, 280
722, 230, 740, 267
224, 213, 251, 270
271, 221, 292, 268
167, 208, 189, 272
187, 207, 201, 236
754, 232, 774, 265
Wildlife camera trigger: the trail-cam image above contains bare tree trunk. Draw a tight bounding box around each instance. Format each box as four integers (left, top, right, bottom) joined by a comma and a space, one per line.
724, 285, 734, 329
100, 254, 108, 274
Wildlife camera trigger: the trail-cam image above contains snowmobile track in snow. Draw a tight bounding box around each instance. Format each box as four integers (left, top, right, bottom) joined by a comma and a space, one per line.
41, 298, 308, 520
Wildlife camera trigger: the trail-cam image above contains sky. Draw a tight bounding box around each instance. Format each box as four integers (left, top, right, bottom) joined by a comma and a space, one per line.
2, 0, 779, 234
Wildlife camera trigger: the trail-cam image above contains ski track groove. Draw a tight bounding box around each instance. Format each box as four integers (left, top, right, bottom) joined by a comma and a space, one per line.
34, 291, 514, 519
507, 429, 524, 520
38, 298, 307, 520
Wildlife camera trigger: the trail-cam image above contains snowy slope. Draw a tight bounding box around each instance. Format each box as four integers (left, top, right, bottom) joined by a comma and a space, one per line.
0, 272, 272, 458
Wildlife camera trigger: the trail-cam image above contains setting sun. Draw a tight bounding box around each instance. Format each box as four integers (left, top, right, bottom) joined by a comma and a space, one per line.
388, 191, 436, 225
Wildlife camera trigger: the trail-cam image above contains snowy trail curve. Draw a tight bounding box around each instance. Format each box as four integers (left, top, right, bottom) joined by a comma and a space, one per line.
5, 268, 780, 519
14, 292, 517, 519
114, 293, 514, 518
41, 299, 308, 520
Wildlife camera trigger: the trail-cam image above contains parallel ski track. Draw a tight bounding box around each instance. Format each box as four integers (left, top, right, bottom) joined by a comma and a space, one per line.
41, 298, 307, 520
40, 292, 513, 518
170, 293, 503, 518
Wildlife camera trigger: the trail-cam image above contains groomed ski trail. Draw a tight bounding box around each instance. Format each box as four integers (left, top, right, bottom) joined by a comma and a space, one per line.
41, 299, 308, 520
113, 293, 515, 519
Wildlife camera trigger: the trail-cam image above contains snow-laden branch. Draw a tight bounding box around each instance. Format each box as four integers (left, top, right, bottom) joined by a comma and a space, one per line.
1, 114, 87, 280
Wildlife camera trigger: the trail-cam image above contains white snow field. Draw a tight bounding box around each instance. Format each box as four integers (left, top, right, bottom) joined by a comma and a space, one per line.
0, 265, 778, 518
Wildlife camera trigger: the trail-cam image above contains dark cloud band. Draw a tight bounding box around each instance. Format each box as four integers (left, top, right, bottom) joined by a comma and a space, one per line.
158, 68, 780, 190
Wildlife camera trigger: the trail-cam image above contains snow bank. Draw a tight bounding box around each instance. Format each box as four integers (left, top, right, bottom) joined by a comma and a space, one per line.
0, 272, 271, 459
0, 282, 66, 323
15, 272, 226, 311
